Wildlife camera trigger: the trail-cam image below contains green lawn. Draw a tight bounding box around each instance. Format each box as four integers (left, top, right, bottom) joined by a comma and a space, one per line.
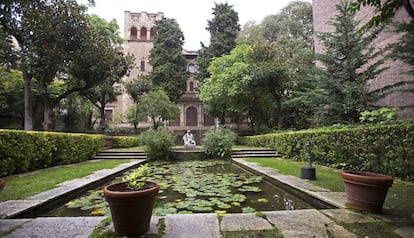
0, 159, 132, 202
244, 157, 414, 222
245, 157, 345, 192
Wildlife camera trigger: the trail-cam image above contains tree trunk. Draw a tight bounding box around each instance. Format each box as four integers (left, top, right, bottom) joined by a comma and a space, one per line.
42, 100, 54, 131
23, 69, 33, 131
99, 104, 106, 132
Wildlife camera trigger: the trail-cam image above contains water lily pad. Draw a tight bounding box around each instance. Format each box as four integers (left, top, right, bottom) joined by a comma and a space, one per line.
242, 207, 256, 213
257, 198, 268, 203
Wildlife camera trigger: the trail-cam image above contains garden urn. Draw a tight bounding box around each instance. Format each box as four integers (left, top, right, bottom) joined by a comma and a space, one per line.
104, 181, 159, 236
341, 171, 393, 213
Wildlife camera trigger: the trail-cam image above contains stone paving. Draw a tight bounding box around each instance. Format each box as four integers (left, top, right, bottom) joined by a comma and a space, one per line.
0, 158, 413, 238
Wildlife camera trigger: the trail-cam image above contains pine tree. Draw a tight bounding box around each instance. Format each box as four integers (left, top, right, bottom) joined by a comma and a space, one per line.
149, 18, 188, 102
315, 2, 385, 125
196, 3, 241, 81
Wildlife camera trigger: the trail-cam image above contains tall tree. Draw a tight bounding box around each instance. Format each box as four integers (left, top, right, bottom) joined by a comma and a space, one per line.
80, 15, 134, 132
148, 18, 188, 102
196, 2, 241, 82
315, 2, 385, 125
237, 1, 317, 129
125, 76, 152, 133
197, 44, 252, 125
0, 0, 92, 131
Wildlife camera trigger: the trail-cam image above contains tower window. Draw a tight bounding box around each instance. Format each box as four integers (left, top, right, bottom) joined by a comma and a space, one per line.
140, 27, 147, 40
150, 28, 156, 40
130, 27, 137, 40
140, 60, 145, 72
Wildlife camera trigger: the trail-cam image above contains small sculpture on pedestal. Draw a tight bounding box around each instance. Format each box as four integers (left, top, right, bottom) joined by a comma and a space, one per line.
183, 130, 196, 150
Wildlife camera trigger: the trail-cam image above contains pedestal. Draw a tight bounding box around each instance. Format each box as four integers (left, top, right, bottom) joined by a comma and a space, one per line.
301, 167, 316, 180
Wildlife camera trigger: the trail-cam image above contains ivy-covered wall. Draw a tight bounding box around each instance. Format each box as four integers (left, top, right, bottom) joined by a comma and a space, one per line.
240, 122, 414, 180
0, 130, 104, 177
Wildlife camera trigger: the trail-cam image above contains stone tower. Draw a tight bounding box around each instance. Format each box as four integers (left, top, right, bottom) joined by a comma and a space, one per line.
312, 0, 414, 118
106, 11, 163, 119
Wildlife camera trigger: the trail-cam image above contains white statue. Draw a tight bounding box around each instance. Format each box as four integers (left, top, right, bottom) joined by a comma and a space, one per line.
183, 130, 196, 149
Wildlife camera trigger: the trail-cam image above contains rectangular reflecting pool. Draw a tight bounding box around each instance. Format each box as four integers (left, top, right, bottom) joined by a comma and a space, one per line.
42, 160, 333, 217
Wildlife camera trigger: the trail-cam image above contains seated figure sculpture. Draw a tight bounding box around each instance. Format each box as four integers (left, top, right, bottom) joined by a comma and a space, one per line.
183, 130, 196, 149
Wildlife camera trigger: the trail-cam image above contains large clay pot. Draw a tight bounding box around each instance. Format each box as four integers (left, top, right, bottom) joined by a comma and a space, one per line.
341, 171, 393, 213
0, 179, 5, 192
104, 181, 159, 236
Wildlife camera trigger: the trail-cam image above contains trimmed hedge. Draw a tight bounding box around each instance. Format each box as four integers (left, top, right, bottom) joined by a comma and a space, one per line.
240, 122, 414, 180
0, 130, 104, 177
112, 136, 140, 148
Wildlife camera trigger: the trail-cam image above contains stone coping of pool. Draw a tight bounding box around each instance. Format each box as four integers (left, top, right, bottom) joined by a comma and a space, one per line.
232, 158, 348, 209
2, 209, 404, 238
0, 160, 146, 219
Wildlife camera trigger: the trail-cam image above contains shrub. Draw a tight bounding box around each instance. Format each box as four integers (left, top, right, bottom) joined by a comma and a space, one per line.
240, 122, 414, 180
359, 107, 398, 124
112, 136, 140, 148
139, 128, 174, 160
202, 127, 238, 159
0, 130, 104, 177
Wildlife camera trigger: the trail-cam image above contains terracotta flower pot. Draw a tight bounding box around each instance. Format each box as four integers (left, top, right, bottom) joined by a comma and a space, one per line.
104, 181, 159, 236
0, 179, 5, 192
341, 171, 393, 213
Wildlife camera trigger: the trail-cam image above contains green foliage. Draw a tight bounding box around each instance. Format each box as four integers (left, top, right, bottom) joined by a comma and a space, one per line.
136, 89, 179, 130
196, 2, 241, 81
241, 122, 414, 180
149, 18, 188, 102
359, 107, 398, 124
139, 128, 175, 160
315, 2, 385, 126
202, 127, 237, 159
122, 163, 150, 191
111, 136, 140, 148
0, 130, 104, 177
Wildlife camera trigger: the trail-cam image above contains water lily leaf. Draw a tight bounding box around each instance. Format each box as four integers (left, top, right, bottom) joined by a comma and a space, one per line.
231, 201, 241, 207
257, 198, 268, 203
214, 210, 227, 214
242, 207, 256, 213
238, 186, 262, 192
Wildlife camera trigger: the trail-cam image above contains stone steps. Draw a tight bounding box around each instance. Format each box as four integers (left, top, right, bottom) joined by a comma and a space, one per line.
92, 151, 147, 160
231, 149, 279, 158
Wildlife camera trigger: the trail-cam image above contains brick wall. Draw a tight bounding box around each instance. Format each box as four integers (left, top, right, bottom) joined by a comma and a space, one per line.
312, 0, 414, 119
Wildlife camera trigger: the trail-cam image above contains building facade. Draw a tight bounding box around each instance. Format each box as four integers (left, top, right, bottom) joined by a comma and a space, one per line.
106, 11, 217, 141
312, 0, 414, 118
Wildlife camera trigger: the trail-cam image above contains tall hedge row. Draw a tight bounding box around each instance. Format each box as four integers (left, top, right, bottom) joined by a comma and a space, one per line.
240, 123, 414, 180
0, 130, 105, 177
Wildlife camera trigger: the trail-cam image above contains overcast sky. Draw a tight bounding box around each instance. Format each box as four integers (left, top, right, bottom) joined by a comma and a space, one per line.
81, 0, 311, 50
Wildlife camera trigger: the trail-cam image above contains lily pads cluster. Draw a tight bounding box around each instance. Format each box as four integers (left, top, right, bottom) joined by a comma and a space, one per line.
65, 160, 269, 216
148, 160, 266, 215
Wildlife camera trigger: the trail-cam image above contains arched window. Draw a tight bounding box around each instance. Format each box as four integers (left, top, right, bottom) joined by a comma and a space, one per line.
189, 81, 194, 92
130, 27, 137, 40
150, 28, 156, 40
186, 107, 197, 126
140, 27, 147, 40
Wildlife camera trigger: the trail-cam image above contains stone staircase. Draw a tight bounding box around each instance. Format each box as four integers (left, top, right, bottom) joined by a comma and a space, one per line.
92, 151, 147, 160
231, 149, 279, 159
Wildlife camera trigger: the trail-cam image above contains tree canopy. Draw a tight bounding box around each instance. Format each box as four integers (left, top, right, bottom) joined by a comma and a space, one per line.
196, 2, 241, 82
148, 17, 188, 102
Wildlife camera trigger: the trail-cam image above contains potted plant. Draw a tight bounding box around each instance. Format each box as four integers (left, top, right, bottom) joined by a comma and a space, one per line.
341, 170, 393, 213
0, 179, 5, 192
104, 164, 159, 236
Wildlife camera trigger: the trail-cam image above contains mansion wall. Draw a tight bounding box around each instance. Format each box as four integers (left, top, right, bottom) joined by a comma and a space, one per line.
312, 0, 414, 118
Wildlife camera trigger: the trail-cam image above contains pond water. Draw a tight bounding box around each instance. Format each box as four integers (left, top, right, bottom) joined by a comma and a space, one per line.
43, 160, 326, 217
